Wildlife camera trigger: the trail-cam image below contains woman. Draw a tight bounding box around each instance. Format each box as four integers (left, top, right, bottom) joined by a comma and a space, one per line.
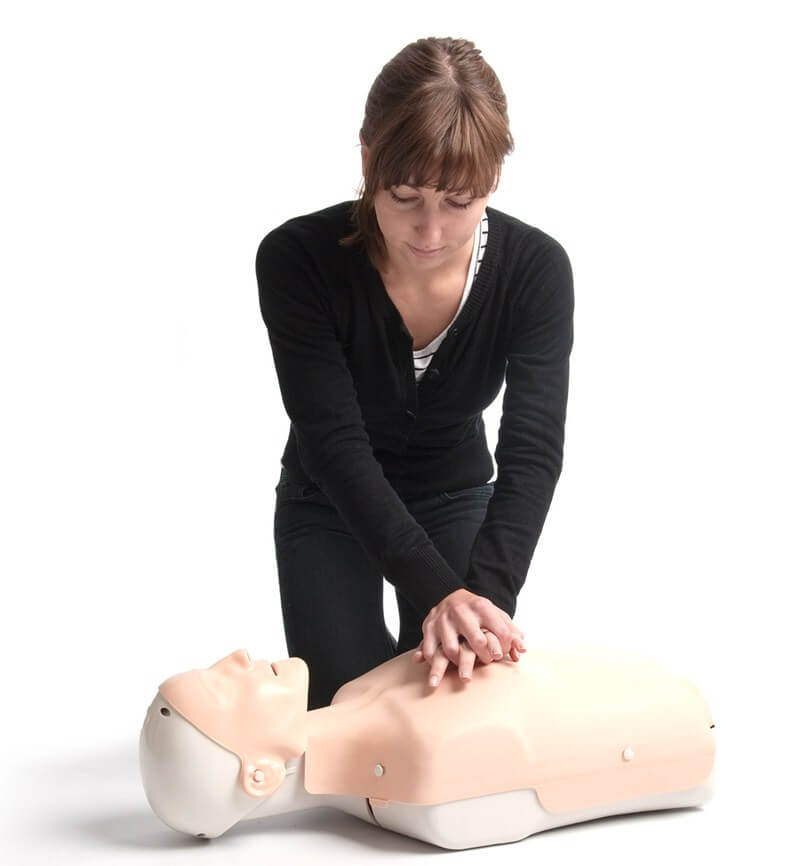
256, 37, 574, 711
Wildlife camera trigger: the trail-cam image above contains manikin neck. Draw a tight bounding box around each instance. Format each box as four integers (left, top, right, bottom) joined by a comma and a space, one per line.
241, 753, 316, 820
237, 705, 361, 821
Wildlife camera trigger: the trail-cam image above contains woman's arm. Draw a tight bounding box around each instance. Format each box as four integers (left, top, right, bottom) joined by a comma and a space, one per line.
256, 227, 467, 620
464, 236, 575, 617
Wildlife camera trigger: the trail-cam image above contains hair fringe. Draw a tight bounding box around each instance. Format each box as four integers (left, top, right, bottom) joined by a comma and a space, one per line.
338, 37, 514, 274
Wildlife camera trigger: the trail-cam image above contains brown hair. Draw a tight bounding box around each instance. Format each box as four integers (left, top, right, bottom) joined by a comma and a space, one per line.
339, 37, 514, 274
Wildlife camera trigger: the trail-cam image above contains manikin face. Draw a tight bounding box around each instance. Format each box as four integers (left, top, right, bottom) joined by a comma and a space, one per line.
140, 649, 311, 838
154, 650, 310, 795
361, 144, 497, 279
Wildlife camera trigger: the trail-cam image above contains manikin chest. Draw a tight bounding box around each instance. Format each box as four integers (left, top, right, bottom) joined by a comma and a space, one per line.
303, 645, 716, 812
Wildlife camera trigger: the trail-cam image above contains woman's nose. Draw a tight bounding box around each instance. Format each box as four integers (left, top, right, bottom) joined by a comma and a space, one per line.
414, 221, 443, 246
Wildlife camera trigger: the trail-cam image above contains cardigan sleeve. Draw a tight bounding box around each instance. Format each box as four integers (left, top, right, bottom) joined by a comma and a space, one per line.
463, 237, 574, 618
256, 228, 466, 618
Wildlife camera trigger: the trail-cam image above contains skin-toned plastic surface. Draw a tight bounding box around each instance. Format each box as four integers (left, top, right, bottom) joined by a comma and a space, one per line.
140, 689, 715, 847
157, 650, 309, 799
153, 644, 714, 817
310, 643, 715, 811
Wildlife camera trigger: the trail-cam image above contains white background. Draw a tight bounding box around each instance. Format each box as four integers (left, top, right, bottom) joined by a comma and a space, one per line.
2, 0, 797, 862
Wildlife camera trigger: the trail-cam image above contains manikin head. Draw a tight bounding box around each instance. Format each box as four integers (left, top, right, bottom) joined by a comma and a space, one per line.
139, 649, 309, 839
338, 36, 513, 276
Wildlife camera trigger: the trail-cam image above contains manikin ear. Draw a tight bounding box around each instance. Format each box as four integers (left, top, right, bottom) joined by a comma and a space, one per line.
240, 755, 286, 798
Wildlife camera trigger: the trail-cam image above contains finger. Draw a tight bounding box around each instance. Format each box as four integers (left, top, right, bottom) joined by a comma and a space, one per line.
481, 629, 505, 660
458, 620, 493, 664
458, 643, 477, 681
421, 617, 439, 662
441, 597, 490, 664
475, 630, 525, 662
437, 617, 463, 666
497, 612, 523, 642
481, 610, 518, 655
486, 631, 505, 661
510, 625, 527, 653
428, 645, 450, 688
510, 621, 526, 646
445, 606, 490, 664
473, 629, 501, 662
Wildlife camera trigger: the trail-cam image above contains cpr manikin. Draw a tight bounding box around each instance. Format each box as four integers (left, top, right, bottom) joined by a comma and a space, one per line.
139, 644, 716, 849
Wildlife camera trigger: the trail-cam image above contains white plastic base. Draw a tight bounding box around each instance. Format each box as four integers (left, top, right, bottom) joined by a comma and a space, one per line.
346, 766, 716, 849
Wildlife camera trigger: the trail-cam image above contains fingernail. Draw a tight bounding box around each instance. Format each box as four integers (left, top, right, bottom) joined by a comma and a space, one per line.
429, 675, 439, 686
492, 650, 502, 658
460, 672, 471, 680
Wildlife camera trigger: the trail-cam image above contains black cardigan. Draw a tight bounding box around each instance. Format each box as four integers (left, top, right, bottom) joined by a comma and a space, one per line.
256, 200, 574, 620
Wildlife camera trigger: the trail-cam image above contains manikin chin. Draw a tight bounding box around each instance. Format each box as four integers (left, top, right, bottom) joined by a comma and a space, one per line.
139, 645, 716, 850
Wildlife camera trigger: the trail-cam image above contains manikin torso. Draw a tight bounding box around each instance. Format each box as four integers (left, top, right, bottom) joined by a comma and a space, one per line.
140, 645, 716, 849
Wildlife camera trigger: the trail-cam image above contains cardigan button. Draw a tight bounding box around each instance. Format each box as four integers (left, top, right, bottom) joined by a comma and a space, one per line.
405, 409, 416, 420
428, 368, 440, 379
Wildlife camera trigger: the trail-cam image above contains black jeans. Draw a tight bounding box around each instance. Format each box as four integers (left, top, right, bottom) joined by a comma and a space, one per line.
273, 467, 495, 710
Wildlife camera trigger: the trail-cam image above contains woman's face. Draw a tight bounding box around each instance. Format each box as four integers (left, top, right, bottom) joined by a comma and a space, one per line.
372, 183, 490, 276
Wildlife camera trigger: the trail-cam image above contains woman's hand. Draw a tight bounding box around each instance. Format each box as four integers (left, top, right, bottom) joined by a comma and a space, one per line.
414, 627, 525, 684
413, 588, 526, 687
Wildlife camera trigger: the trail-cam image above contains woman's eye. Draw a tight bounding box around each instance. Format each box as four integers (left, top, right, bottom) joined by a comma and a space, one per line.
389, 191, 472, 209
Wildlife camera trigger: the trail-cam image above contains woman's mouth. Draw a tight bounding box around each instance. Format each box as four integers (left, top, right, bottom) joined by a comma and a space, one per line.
409, 244, 444, 258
